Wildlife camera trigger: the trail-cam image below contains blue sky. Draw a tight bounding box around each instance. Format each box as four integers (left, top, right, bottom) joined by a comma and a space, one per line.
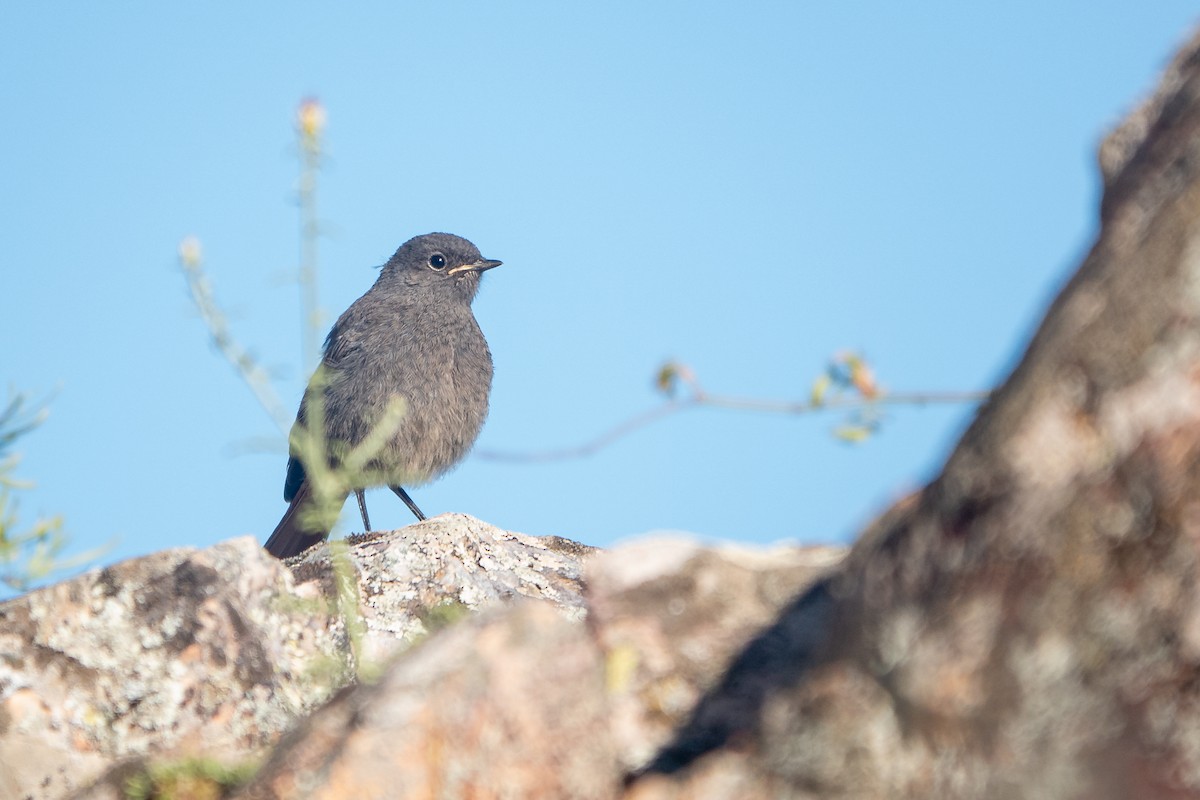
2, 5, 1197, 595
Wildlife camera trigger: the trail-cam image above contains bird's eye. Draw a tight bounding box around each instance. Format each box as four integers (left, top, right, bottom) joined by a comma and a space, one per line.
428, 253, 447, 270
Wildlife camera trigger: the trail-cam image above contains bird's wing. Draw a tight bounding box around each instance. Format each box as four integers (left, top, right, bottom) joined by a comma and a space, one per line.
322, 317, 361, 367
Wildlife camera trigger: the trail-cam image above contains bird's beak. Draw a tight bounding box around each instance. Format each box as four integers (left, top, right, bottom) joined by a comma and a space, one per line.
448, 258, 502, 276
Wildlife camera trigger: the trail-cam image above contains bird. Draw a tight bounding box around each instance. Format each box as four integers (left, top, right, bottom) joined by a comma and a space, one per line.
264, 232, 500, 558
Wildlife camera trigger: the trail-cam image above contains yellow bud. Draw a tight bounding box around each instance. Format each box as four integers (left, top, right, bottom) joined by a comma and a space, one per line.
833, 425, 872, 443
655, 362, 680, 395
810, 374, 831, 407
178, 236, 202, 267
297, 97, 327, 139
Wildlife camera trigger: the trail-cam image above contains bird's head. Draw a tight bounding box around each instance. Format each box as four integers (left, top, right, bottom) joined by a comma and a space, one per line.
380, 232, 501, 303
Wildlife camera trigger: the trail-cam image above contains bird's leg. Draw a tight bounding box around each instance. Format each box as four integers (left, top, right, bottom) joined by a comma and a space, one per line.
354, 489, 372, 531
389, 485, 428, 521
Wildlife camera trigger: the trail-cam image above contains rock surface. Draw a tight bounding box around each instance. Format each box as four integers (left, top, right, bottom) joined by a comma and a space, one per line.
3, 514, 838, 800
231, 538, 841, 799
0, 537, 325, 800
0, 514, 600, 799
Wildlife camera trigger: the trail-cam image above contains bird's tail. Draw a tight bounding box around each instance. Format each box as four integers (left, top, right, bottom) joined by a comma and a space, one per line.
264, 481, 338, 559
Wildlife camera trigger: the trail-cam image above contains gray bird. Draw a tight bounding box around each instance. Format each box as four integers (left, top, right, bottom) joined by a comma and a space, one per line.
265, 232, 500, 558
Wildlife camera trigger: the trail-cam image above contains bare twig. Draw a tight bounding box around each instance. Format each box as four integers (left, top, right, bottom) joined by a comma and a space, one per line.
476, 400, 692, 463
697, 388, 990, 415
476, 360, 989, 464
178, 237, 292, 432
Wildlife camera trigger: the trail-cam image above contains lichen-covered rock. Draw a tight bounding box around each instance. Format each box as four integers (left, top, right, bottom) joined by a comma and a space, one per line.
301, 512, 593, 664
0, 537, 336, 800
229, 538, 841, 799
235, 602, 614, 800
1, 514, 594, 799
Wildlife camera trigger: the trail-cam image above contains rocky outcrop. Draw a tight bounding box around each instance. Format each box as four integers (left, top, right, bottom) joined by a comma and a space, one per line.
1, 515, 839, 800
0, 515, 603, 799
234, 538, 842, 799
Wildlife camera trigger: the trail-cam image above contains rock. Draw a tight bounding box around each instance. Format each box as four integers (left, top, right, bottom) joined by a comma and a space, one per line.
587, 537, 845, 772
0, 514, 593, 799
229, 537, 841, 799
292, 512, 594, 666
632, 23, 1200, 800
235, 602, 615, 800
0, 537, 329, 800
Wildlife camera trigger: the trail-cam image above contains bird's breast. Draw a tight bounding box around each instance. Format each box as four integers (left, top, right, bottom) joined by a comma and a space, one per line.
323, 309, 492, 481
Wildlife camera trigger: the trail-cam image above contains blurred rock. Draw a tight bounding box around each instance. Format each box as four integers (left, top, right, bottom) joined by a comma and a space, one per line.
587, 537, 845, 772
633, 23, 1200, 800
236, 602, 613, 799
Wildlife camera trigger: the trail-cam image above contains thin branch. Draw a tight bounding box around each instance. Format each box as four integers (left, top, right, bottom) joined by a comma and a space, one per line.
697, 388, 990, 415
476, 399, 695, 463
475, 383, 990, 464
178, 238, 292, 432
